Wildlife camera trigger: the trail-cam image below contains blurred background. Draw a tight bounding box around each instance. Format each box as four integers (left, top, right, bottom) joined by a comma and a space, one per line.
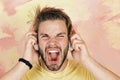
0, 0, 120, 76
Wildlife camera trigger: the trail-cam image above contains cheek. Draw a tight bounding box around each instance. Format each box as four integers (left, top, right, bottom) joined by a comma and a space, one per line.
59, 38, 69, 48
38, 40, 46, 51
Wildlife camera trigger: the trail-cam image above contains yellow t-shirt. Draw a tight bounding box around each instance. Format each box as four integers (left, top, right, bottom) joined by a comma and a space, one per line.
22, 59, 95, 80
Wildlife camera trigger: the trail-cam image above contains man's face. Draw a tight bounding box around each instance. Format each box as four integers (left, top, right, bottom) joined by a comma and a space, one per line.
38, 20, 69, 71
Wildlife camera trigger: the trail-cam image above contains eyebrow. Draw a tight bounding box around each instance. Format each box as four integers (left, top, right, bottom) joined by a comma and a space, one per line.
57, 32, 66, 36
39, 33, 48, 36
39, 32, 66, 36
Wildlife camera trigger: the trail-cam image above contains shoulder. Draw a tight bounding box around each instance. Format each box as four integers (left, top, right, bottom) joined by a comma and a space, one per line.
22, 63, 42, 80
68, 59, 96, 80
68, 59, 83, 70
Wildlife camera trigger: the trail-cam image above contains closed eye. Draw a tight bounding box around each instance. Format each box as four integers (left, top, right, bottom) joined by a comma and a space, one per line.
40, 34, 49, 38
57, 33, 66, 37
58, 35, 64, 37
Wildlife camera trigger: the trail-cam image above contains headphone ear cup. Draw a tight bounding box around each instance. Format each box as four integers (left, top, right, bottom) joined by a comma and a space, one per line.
34, 44, 39, 51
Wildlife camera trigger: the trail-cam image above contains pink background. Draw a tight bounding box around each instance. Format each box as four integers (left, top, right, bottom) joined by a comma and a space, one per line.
0, 0, 120, 76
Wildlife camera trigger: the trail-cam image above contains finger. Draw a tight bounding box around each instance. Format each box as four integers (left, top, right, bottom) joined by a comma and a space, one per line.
26, 32, 37, 38
71, 34, 83, 43
74, 43, 82, 51
27, 35, 37, 42
73, 24, 82, 36
26, 37, 36, 46
71, 39, 84, 51
71, 38, 84, 47
28, 36, 37, 46
25, 33, 38, 50
26, 32, 37, 42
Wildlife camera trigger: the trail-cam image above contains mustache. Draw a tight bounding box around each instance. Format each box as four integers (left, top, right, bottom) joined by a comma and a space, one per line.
45, 46, 62, 52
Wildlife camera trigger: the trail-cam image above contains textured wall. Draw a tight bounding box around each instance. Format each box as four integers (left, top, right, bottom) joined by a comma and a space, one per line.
0, 0, 120, 76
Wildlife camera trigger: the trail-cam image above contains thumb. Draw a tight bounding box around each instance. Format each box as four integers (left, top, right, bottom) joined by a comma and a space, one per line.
71, 49, 81, 61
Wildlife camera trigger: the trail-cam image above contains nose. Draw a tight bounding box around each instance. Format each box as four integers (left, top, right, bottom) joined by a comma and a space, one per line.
48, 37, 58, 47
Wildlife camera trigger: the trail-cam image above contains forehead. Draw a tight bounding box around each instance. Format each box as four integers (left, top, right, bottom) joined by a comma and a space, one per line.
38, 20, 67, 34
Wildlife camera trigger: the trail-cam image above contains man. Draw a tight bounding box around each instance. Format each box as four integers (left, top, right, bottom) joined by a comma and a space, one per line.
0, 7, 120, 80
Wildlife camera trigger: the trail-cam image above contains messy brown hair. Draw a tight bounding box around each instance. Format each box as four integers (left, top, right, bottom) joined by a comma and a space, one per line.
33, 7, 72, 37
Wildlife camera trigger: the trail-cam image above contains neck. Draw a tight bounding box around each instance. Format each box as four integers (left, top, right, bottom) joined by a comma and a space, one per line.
39, 58, 68, 73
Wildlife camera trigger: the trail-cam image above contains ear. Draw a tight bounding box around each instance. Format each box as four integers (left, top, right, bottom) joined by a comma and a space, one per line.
72, 27, 76, 34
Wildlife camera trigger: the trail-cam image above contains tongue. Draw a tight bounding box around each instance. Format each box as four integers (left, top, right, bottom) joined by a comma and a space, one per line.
50, 53, 58, 60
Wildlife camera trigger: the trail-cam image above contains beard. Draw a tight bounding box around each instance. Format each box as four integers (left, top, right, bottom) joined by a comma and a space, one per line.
38, 44, 69, 71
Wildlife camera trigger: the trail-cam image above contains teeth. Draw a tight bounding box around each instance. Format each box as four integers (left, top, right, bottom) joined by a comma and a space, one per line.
48, 51, 58, 53
48, 51, 59, 55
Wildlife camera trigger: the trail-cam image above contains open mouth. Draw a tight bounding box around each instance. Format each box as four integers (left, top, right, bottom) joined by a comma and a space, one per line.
46, 50, 60, 64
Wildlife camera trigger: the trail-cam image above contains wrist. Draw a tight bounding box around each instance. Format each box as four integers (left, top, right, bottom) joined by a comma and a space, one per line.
23, 54, 33, 64
81, 55, 92, 67
19, 58, 33, 69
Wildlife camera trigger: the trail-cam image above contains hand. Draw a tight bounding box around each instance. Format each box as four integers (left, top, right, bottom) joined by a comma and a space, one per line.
70, 33, 90, 64
23, 30, 39, 64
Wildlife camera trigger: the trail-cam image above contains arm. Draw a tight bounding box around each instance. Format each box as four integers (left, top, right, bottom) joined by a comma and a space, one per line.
0, 62, 30, 80
0, 31, 38, 80
83, 55, 120, 80
71, 34, 120, 80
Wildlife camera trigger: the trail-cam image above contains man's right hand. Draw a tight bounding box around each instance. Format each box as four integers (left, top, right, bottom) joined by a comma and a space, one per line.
23, 31, 39, 64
